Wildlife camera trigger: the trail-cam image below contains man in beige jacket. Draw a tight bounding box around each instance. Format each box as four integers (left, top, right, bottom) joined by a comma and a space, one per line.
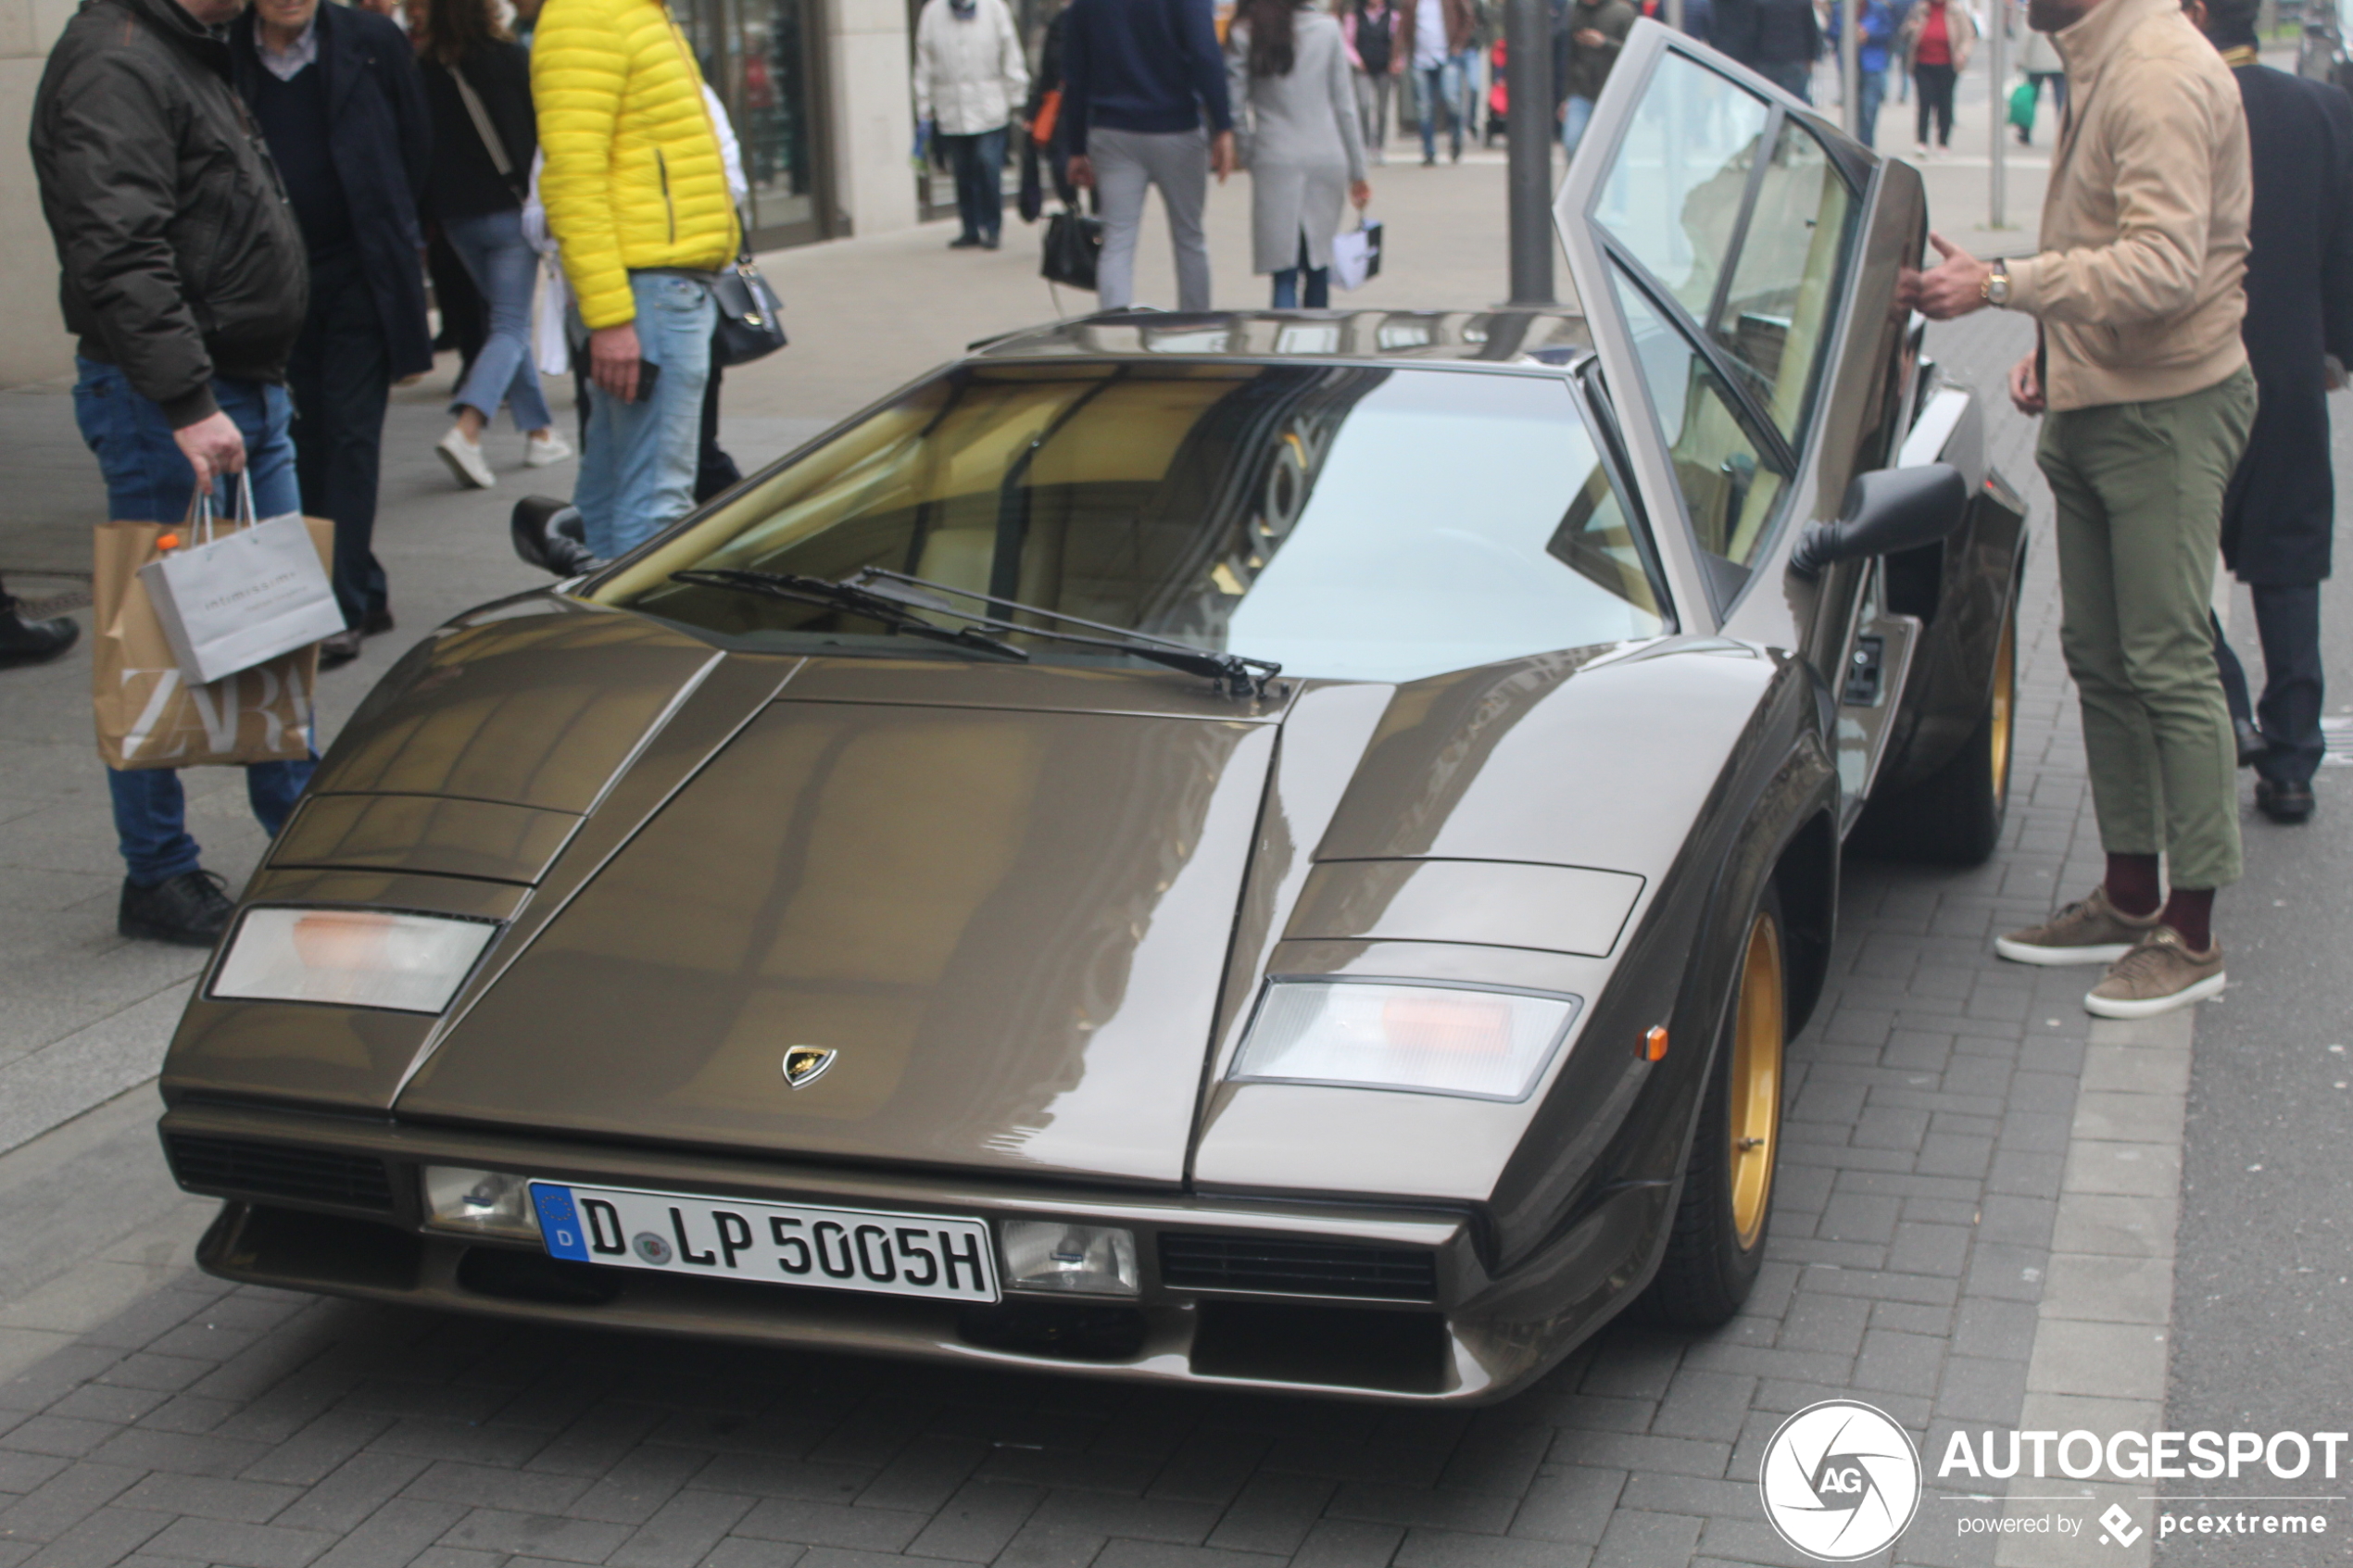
1911, 0, 2254, 1019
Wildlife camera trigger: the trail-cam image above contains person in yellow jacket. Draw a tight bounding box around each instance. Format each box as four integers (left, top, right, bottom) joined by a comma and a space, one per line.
532, 0, 737, 557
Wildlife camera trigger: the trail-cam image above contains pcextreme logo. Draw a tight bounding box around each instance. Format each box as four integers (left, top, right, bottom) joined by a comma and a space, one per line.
1759, 1399, 1924, 1561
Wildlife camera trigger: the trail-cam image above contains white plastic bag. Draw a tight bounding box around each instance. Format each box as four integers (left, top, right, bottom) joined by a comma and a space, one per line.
134, 474, 342, 685
1332, 218, 1384, 292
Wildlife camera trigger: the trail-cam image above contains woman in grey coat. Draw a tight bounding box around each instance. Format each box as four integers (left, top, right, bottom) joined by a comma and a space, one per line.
1227, 0, 1371, 307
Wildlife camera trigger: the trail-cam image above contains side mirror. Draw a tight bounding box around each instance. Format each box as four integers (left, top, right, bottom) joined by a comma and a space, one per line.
510, 495, 605, 577
1788, 462, 1969, 580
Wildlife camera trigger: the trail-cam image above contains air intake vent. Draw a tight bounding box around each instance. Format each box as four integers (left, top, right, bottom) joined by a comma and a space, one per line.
1159, 1234, 1437, 1302
166, 1135, 396, 1212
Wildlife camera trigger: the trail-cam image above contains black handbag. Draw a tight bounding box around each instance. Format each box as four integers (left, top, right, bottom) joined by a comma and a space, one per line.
710, 251, 788, 367
1041, 206, 1103, 292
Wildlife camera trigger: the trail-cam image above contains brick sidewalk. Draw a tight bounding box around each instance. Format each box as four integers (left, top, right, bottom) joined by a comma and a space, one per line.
0, 311, 2108, 1568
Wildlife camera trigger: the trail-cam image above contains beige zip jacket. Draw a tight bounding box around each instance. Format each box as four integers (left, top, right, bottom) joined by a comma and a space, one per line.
2003, 0, 2250, 410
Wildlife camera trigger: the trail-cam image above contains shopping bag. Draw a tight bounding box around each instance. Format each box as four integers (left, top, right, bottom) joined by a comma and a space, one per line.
1042, 206, 1103, 291
1332, 218, 1384, 292
2007, 80, 2037, 135
136, 474, 343, 685
93, 504, 331, 771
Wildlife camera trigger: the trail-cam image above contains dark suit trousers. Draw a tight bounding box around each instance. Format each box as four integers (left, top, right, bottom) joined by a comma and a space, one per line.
286, 247, 393, 627
2213, 583, 2325, 784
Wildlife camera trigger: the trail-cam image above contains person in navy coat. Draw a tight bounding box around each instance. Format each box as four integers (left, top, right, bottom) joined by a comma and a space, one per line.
232, 0, 433, 667
2189, 0, 2353, 823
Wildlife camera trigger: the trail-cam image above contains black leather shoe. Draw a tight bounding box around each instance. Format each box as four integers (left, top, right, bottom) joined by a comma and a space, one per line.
2233, 717, 2270, 768
2256, 777, 2316, 823
949, 234, 984, 249
120, 869, 234, 947
319, 629, 364, 669
981, 232, 1001, 250
0, 604, 78, 666
361, 608, 395, 637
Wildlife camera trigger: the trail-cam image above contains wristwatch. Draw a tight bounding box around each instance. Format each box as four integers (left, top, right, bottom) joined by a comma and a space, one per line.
1982, 258, 2011, 307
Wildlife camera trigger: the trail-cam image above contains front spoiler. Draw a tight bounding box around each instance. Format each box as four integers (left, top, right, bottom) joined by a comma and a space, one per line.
165, 1099, 1669, 1406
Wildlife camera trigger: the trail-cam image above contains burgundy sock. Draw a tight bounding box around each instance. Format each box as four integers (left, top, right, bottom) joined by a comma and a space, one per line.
2105, 853, 2162, 918
2160, 888, 2215, 951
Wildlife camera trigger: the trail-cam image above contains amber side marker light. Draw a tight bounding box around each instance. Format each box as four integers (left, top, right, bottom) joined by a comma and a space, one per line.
1642, 1026, 1669, 1062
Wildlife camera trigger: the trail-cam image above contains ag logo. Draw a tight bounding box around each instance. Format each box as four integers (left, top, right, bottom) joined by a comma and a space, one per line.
1758, 1399, 1922, 1561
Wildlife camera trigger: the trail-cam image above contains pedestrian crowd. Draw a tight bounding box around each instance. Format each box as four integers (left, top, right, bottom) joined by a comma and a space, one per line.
0, 0, 2342, 1025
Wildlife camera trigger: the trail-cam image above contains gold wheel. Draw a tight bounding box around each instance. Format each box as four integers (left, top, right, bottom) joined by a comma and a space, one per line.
1727, 911, 1786, 1251
1988, 599, 2018, 814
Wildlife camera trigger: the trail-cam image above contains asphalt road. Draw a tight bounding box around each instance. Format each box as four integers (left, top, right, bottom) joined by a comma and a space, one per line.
2157, 397, 2353, 1562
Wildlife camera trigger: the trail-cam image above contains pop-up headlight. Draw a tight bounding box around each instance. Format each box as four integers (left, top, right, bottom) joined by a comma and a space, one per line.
211, 909, 498, 1013
1228, 978, 1579, 1101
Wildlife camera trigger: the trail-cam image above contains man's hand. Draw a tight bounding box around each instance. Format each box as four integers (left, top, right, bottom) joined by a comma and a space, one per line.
1068, 153, 1093, 189
1914, 231, 1995, 320
589, 321, 643, 405
2007, 351, 2045, 415
173, 410, 245, 495
1211, 130, 1238, 182
1350, 178, 1371, 209
1574, 26, 1606, 44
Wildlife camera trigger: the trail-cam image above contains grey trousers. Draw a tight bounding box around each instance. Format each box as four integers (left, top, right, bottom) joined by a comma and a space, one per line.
1089, 125, 1212, 312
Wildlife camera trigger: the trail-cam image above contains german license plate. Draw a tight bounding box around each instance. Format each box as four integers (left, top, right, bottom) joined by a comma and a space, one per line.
529, 1181, 1000, 1302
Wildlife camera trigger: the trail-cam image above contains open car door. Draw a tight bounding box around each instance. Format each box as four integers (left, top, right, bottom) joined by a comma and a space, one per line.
1554, 21, 1936, 820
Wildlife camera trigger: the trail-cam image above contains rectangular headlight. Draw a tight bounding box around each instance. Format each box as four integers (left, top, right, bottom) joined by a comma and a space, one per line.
1000, 1220, 1139, 1296
1228, 978, 1580, 1101
211, 908, 498, 1013
422, 1167, 542, 1241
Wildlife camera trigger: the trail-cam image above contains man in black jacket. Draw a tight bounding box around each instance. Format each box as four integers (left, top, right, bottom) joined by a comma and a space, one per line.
2189, 0, 2353, 822
232, 0, 433, 668
1714, 0, 1820, 99
31, 0, 315, 947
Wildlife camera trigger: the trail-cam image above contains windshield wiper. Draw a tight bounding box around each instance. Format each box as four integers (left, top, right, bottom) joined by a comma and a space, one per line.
846, 568, 1281, 698
667, 569, 1029, 662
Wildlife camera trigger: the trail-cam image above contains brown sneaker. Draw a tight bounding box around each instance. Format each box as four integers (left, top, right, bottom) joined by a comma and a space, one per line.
1994, 885, 2160, 966
2083, 926, 2226, 1018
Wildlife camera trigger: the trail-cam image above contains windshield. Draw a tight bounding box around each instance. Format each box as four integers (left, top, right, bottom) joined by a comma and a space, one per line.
599, 363, 1672, 683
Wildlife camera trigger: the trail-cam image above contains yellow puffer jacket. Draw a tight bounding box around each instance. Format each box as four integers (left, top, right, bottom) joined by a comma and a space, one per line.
533, 0, 739, 329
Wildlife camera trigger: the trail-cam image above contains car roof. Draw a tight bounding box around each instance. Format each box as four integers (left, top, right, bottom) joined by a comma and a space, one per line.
966, 308, 1594, 370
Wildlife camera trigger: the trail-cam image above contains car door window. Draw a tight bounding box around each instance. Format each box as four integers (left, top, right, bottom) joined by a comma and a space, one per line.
1611, 263, 1789, 574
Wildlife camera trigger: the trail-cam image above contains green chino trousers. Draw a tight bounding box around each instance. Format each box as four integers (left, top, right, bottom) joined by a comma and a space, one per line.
2035, 366, 2257, 891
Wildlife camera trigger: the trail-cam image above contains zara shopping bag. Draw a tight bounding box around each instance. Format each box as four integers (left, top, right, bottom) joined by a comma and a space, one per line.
94, 490, 333, 771
134, 475, 342, 686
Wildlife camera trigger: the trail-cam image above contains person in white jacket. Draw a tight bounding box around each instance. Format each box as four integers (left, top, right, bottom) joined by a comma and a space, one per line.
913, 0, 1029, 248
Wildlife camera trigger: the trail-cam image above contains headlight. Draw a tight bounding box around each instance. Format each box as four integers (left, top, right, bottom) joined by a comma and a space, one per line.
211, 908, 498, 1013
1000, 1220, 1139, 1296
1227, 978, 1580, 1101
422, 1167, 541, 1240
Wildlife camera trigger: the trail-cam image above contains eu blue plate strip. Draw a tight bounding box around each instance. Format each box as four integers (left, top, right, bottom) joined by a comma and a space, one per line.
531, 1185, 590, 1260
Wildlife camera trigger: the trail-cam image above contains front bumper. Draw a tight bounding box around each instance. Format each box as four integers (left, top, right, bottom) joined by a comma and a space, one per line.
162, 1100, 1667, 1405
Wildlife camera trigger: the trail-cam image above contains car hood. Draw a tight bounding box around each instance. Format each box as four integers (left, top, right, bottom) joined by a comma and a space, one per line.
395, 678, 1281, 1186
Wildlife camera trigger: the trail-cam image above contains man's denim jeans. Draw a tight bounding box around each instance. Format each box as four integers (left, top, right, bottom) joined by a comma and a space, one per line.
71, 358, 316, 885
574, 271, 717, 559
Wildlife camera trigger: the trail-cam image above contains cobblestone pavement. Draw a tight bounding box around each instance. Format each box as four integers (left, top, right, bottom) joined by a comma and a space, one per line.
0, 308, 2133, 1568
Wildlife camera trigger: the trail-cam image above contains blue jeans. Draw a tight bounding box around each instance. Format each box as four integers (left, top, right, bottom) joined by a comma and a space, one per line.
1561, 94, 1596, 155
941, 126, 1009, 242
573, 271, 716, 558
71, 358, 317, 885
1856, 65, 1886, 147
1271, 236, 1329, 307
1416, 61, 1460, 161
445, 207, 555, 434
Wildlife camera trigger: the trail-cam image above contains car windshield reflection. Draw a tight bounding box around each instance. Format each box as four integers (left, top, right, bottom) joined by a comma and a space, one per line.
600, 363, 1672, 683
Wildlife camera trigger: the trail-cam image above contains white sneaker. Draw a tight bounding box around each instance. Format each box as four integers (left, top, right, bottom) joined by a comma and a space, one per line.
436, 428, 496, 489
525, 431, 574, 469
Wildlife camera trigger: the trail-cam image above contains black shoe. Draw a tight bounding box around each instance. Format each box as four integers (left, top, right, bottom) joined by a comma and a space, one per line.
2233, 717, 2270, 768
120, 869, 234, 948
1422, 154, 1436, 167
319, 629, 364, 669
361, 607, 395, 637
0, 605, 78, 667
2256, 777, 2316, 823
949, 234, 984, 249
981, 232, 1001, 250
